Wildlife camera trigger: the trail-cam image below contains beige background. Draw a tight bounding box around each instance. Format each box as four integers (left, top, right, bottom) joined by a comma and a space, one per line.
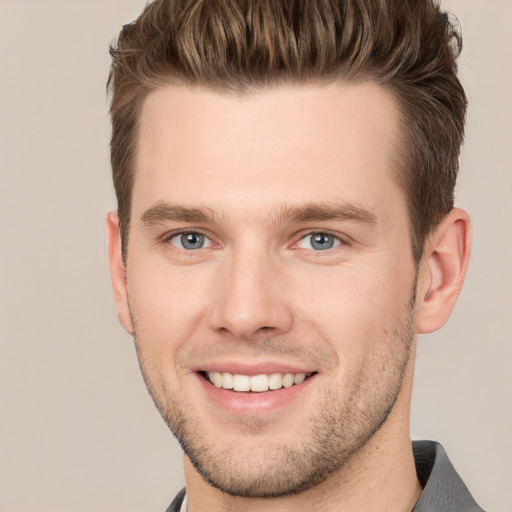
0, 1, 510, 511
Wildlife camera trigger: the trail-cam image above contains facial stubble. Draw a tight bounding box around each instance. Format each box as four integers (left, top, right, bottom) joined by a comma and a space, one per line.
131, 296, 416, 499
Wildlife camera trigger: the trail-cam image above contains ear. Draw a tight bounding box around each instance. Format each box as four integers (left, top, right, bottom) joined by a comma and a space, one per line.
416, 208, 471, 334
106, 212, 134, 335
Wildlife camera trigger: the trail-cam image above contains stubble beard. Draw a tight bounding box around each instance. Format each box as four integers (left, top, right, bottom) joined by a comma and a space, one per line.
132, 300, 416, 499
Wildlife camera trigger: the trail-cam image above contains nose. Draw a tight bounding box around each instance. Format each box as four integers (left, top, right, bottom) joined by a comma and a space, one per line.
210, 248, 293, 341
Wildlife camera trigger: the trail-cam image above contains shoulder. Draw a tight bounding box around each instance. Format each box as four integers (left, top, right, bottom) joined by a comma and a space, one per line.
165, 487, 186, 512
412, 441, 486, 512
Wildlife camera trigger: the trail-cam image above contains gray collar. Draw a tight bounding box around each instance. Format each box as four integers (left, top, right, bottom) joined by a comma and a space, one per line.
412, 440, 485, 512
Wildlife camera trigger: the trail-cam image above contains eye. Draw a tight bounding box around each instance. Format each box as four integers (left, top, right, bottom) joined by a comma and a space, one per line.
296, 232, 342, 251
168, 232, 213, 250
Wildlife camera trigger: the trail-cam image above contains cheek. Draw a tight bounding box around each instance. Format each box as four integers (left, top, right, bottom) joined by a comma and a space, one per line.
126, 261, 212, 358
290, 261, 415, 357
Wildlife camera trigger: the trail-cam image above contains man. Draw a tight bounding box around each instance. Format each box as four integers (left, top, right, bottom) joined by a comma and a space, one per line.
106, 0, 484, 510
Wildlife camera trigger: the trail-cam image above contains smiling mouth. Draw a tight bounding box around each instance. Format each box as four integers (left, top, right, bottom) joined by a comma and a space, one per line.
201, 371, 315, 392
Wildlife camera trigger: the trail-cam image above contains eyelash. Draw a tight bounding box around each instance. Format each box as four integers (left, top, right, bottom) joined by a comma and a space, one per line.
164, 229, 216, 251
162, 229, 347, 253
293, 230, 346, 252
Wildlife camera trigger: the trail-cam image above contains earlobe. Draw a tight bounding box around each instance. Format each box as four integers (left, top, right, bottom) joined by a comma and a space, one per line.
416, 208, 471, 334
106, 212, 134, 335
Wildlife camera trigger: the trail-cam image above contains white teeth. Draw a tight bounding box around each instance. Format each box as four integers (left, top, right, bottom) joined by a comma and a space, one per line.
294, 373, 306, 384
233, 374, 251, 392
250, 374, 269, 392
212, 371, 223, 387
282, 373, 294, 388
268, 373, 283, 390
206, 371, 311, 392
222, 372, 234, 389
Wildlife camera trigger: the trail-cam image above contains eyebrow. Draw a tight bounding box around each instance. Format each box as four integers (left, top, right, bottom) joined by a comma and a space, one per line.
140, 201, 377, 227
141, 203, 218, 226
274, 203, 377, 226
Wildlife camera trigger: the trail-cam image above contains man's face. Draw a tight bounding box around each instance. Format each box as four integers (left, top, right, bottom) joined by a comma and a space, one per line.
119, 83, 419, 497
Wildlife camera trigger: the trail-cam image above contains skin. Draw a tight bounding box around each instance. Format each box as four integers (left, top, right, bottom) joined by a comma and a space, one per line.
108, 82, 471, 511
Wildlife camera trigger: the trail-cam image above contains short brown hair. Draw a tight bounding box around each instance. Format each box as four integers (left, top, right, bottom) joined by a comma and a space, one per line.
108, 0, 467, 263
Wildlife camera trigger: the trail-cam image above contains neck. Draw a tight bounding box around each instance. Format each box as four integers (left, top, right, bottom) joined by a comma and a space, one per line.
184, 357, 421, 512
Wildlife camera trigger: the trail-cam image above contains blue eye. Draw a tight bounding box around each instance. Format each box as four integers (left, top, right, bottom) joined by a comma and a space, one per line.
169, 232, 212, 250
297, 232, 342, 251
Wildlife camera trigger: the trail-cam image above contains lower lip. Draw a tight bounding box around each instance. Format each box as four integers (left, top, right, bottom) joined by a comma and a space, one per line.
196, 373, 317, 415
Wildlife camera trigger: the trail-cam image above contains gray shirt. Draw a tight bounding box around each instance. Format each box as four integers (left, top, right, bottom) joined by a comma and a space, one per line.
412, 441, 485, 511
166, 441, 485, 512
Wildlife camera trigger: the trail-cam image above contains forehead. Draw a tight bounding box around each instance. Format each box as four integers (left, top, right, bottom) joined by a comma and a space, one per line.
134, 82, 404, 223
